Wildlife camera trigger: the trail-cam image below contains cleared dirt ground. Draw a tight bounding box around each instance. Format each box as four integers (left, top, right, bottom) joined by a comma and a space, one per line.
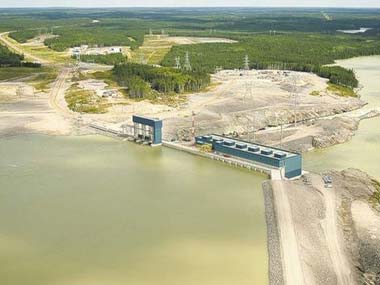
90, 69, 365, 146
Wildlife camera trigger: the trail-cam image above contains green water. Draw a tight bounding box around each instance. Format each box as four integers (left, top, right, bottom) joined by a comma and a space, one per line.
0, 135, 268, 285
304, 56, 380, 180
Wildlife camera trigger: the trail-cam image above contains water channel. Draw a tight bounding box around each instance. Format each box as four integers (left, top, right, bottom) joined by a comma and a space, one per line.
305, 56, 380, 180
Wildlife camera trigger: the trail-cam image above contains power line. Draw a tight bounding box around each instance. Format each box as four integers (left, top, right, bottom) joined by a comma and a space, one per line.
174, 56, 181, 69
244, 54, 250, 70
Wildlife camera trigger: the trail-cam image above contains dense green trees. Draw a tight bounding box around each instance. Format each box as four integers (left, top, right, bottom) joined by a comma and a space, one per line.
79, 53, 127, 65
113, 63, 210, 98
316, 66, 358, 88
44, 26, 142, 51
3, 8, 380, 89
0, 44, 41, 68
162, 34, 379, 88
0, 44, 24, 66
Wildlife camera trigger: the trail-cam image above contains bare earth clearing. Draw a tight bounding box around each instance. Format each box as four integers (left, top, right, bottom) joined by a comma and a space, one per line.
131, 35, 237, 64
2, 65, 374, 153
0, 81, 71, 136
85, 69, 371, 152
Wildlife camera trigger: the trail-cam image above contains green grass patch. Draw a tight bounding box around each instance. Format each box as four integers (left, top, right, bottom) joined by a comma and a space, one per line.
327, 83, 357, 97
27, 67, 58, 91
65, 85, 108, 114
0, 67, 41, 81
310, 90, 321, 96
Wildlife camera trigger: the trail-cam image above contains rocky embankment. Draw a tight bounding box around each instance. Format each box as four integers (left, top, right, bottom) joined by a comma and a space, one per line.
311, 116, 360, 148
329, 169, 380, 284
249, 109, 380, 153
312, 110, 380, 149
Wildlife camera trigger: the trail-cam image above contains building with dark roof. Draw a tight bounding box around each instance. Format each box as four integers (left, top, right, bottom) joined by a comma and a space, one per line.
195, 134, 302, 179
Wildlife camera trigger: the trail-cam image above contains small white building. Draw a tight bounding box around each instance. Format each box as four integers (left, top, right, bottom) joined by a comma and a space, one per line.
101, 90, 118, 98
71, 47, 81, 56
109, 47, 122, 54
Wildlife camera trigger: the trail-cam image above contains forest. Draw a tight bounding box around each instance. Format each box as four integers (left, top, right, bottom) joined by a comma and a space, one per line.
2, 8, 380, 89
78, 53, 128, 65
0, 44, 41, 68
113, 63, 210, 98
0, 44, 24, 66
162, 34, 380, 88
4, 8, 380, 52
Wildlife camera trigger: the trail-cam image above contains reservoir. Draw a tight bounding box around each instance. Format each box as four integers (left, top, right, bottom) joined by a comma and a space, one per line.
0, 135, 268, 285
1, 55, 379, 285
304, 56, 380, 180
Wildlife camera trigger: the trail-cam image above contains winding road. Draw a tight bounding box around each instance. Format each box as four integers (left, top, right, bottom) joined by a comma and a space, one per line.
0, 32, 48, 64
1, 31, 74, 117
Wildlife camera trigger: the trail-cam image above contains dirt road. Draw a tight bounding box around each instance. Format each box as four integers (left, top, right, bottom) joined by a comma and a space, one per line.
313, 177, 355, 285
272, 181, 305, 285
0, 32, 48, 64
48, 67, 74, 117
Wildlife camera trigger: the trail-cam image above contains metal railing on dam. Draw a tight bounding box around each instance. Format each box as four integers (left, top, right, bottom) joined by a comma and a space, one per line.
163, 141, 276, 178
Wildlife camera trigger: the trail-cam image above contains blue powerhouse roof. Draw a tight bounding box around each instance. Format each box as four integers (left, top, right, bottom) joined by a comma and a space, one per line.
196, 134, 300, 161
133, 115, 162, 127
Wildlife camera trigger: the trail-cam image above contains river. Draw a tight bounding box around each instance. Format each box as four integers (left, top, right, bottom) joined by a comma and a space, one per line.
304, 56, 380, 180
0, 135, 268, 285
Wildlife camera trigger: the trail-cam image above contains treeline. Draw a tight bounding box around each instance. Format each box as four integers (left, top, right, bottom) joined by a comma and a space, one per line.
40, 19, 157, 52
162, 34, 380, 88
0, 45, 23, 66
9, 29, 40, 43
78, 53, 128, 65
316, 66, 358, 88
113, 63, 210, 98
0, 44, 41, 67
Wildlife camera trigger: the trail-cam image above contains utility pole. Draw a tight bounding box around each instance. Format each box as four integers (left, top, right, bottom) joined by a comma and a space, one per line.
276, 112, 283, 148
76, 52, 81, 64
191, 111, 196, 141
252, 124, 256, 142
139, 52, 146, 65
183, 52, 192, 71
16, 86, 23, 100
291, 74, 299, 127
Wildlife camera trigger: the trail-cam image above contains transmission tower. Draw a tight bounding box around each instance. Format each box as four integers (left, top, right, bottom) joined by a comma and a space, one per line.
244, 54, 250, 70
174, 56, 181, 69
183, 52, 192, 71
76, 52, 81, 64
139, 52, 146, 64
191, 111, 196, 140
149, 28, 153, 36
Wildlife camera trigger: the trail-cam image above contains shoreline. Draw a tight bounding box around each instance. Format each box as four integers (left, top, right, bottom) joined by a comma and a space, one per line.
263, 181, 284, 285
